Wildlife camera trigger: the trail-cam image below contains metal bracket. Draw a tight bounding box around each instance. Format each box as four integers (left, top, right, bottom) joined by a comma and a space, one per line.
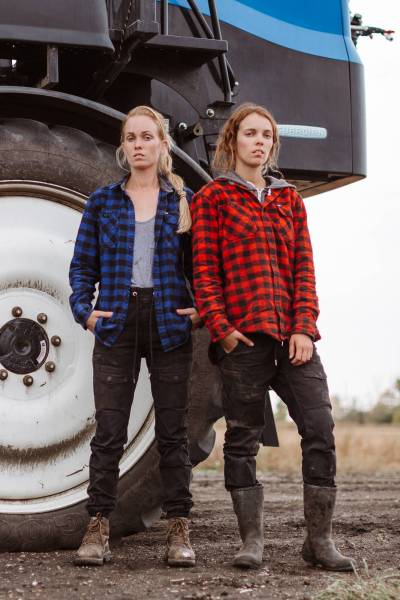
38, 45, 59, 89
125, 0, 159, 37
108, 0, 159, 41
175, 121, 203, 142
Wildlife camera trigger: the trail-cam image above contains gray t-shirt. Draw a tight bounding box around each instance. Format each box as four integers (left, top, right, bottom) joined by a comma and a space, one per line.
131, 216, 155, 287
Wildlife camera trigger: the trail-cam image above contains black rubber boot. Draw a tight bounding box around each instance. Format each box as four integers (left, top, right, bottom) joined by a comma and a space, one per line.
302, 484, 355, 572
231, 484, 264, 568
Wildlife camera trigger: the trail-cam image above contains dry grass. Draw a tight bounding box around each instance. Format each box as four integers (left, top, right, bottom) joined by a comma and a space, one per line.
314, 565, 400, 600
198, 421, 400, 475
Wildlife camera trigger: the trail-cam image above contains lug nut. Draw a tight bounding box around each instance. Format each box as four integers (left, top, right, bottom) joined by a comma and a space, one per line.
45, 361, 56, 373
51, 335, 62, 347
37, 313, 48, 324
0, 369, 8, 381
23, 375, 33, 386
12, 306, 23, 317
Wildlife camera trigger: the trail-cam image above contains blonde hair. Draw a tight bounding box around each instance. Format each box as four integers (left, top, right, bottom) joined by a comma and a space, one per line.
116, 105, 191, 234
213, 103, 280, 174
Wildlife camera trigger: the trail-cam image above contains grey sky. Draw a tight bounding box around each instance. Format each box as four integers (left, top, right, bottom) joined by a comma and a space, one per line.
304, 0, 399, 407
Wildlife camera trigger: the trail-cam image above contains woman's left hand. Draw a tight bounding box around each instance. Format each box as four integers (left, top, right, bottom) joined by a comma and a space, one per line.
176, 307, 203, 329
289, 333, 313, 366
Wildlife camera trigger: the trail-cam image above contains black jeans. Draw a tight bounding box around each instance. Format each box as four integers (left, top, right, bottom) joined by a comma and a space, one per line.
87, 288, 193, 519
216, 334, 336, 490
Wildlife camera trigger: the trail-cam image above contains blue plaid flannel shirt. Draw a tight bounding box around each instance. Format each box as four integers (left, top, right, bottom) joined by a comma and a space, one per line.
69, 178, 194, 349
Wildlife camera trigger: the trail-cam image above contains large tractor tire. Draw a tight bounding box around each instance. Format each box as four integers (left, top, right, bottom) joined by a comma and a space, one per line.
0, 118, 222, 551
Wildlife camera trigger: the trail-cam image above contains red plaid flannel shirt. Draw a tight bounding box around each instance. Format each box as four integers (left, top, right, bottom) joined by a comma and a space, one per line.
191, 177, 320, 343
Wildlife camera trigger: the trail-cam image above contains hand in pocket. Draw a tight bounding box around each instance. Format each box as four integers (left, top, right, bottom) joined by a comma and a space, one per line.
176, 307, 203, 329
220, 330, 254, 354
86, 310, 113, 333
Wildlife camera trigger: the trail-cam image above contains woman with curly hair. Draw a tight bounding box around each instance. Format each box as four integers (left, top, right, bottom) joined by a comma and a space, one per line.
191, 103, 354, 572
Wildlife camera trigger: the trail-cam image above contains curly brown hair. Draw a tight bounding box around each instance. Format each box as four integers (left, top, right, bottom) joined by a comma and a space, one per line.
213, 103, 280, 173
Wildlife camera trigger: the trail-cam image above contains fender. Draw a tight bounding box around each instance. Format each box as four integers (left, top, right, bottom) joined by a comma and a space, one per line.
0, 86, 210, 191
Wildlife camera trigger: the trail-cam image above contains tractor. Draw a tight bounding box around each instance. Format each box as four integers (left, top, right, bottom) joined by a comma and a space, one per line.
0, 0, 367, 550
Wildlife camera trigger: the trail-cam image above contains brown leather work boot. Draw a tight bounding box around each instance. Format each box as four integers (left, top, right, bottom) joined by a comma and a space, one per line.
166, 517, 196, 567
74, 513, 111, 566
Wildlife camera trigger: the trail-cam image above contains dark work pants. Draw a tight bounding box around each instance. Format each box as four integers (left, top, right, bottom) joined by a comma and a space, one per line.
217, 334, 336, 490
87, 288, 193, 518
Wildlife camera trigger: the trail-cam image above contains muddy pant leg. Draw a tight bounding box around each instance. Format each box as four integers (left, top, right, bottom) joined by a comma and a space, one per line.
218, 337, 274, 490
223, 423, 265, 490
87, 341, 139, 517
149, 338, 193, 518
271, 346, 336, 487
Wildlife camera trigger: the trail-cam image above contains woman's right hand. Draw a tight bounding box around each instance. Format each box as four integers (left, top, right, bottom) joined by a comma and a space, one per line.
86, 310, 113, 333
220, 329, 254, 354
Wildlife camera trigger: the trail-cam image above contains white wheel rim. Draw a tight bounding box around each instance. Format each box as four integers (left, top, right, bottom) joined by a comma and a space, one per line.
0, 181, 155, 514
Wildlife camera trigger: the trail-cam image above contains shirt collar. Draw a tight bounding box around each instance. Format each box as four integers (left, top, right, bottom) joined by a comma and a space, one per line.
215, 170, 295, 191
115, 174, 174, 194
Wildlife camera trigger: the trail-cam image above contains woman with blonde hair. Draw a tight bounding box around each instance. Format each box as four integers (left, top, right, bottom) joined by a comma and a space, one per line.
191, 103, 354, 571
69, 105, 200, 567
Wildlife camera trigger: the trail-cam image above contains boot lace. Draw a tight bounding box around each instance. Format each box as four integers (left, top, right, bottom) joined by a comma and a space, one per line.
82, 513, 105, 545
167, 518, 189, 545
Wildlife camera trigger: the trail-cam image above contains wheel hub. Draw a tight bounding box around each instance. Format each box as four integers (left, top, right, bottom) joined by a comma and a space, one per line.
0, 318, 49, 374
0, 181, 155, 514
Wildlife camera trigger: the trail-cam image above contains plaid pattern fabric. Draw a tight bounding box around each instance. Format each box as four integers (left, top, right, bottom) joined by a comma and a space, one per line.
191, 179, 320, 343
69, 179, 194, 349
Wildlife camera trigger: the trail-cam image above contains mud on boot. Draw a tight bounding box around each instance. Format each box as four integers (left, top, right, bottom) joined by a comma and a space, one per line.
74, 513, 111, 566
166, 517, 196, 567
231, 484, 264, 569
302, 484, 355, 572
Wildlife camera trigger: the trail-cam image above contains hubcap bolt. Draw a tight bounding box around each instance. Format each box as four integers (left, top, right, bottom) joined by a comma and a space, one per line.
51, 335, 62, 347
12, 306, 23, 317
45, 361, 56, 373
23, 375, 33, 386
37, 313, 48, 324
0, 369, 8, 381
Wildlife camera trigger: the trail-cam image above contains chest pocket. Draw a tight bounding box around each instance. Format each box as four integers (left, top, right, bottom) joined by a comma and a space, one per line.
223, 204, 258, 239
161, 211, 180, 245
99, 210, 119, 247
272, 202, 294, 245
164, 210, 179, 229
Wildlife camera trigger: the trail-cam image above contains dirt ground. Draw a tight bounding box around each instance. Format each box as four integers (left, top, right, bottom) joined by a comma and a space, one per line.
0, 473, 399, 600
